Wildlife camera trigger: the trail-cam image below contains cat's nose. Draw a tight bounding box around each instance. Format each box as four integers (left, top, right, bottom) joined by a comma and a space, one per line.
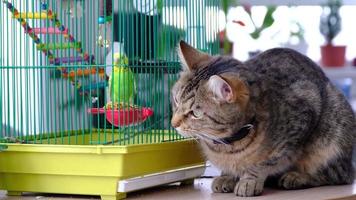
171, 115, 183, 128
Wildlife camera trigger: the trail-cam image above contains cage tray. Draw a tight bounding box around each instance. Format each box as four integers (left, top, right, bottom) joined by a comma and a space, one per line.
0, 131, 205, 200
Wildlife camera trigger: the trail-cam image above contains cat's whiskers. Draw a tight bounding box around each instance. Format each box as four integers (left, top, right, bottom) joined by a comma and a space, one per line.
185, 129, 225, 143
175, 128, 202, 143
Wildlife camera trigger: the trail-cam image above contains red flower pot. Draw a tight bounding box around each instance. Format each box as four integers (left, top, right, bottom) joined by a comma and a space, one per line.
320, 44, 346, 67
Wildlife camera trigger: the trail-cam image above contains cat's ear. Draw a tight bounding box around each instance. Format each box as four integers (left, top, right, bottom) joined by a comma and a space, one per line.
207, 75, 234, 103
207, 74, 249, 106
178, 40, 211, 71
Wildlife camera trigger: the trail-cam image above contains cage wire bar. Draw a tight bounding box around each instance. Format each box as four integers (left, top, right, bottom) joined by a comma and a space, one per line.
0, 0, 219, 146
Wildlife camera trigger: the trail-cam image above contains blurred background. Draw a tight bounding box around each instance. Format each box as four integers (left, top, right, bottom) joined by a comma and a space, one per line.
218, 0, 356, 111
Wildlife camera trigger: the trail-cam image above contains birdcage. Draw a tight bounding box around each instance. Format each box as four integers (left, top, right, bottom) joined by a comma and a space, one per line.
0, 0, 220, 199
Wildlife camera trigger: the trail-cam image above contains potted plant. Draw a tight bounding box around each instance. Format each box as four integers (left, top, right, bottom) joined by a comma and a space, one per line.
319, 0, 345, 67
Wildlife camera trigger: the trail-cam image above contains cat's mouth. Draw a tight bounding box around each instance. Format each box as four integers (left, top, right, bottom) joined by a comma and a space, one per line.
175, 127, 192, 138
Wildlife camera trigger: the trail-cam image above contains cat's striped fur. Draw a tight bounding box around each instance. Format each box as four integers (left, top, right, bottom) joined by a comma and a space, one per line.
171, 41, 355, 197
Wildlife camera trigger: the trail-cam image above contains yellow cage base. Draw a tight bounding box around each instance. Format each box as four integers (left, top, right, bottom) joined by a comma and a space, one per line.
0, 132, 205, 200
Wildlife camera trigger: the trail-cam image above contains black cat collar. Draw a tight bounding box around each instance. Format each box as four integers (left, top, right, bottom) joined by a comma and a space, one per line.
213, 116, 256, 145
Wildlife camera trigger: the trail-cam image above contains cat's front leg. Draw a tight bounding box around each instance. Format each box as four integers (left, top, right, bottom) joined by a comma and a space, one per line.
211, 174, 238, 193
234, 172, 267, 197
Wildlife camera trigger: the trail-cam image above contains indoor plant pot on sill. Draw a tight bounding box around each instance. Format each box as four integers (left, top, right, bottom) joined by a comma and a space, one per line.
320, 44, 346, 67
319, 0, 345, 67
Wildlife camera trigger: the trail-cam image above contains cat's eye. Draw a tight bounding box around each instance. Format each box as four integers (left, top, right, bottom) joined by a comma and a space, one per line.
190, 109, 204, 119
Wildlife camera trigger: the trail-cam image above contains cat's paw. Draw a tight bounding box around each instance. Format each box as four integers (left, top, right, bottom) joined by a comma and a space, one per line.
211, 176, 236, 193
234, 178, 264, 197
278, 171, 308, 189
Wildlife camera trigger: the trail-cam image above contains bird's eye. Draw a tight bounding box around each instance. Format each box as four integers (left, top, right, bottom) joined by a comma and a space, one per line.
190, 109, 204, 119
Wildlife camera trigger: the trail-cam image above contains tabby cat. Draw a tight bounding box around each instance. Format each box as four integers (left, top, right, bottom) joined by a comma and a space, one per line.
171, 41, 355, 197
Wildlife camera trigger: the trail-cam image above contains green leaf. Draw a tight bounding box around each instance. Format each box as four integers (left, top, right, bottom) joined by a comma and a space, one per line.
250, 29, 261, 39
223, 39, 232, 54
248, 6, 276, 39
222, 0, 230, 13
261, 6, 276, 29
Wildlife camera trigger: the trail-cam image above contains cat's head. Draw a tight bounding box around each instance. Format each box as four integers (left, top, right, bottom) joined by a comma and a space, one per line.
171, 41, 251, 142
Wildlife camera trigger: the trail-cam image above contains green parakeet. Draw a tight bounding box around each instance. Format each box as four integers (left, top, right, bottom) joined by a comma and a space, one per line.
108, 53, 136, 104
